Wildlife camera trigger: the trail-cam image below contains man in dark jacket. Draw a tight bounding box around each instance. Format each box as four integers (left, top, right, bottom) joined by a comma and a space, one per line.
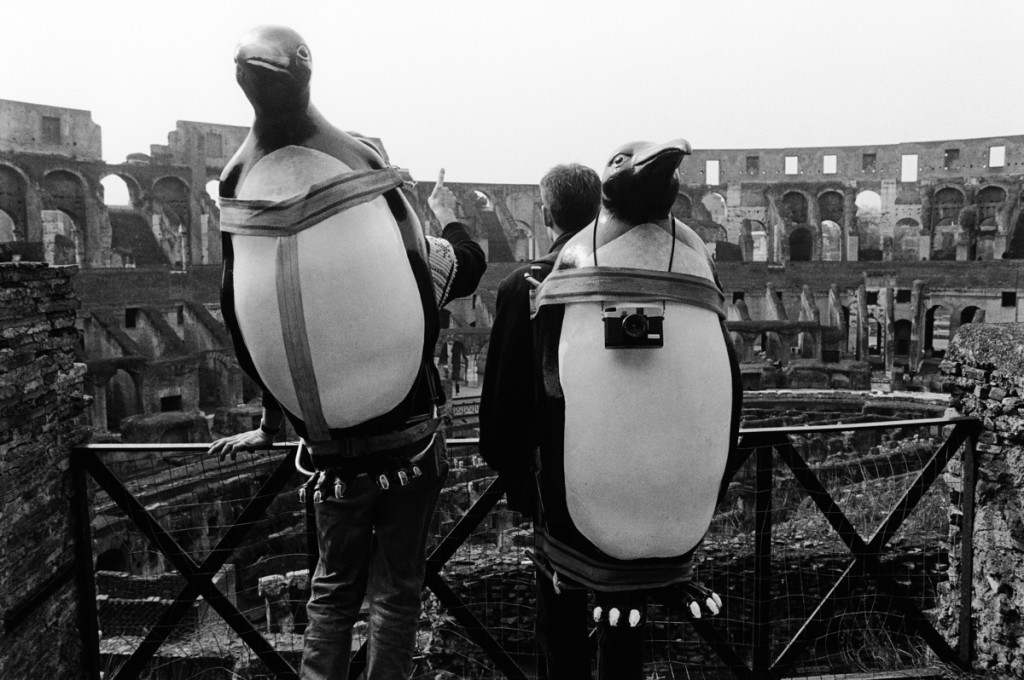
479, 163, 602, 679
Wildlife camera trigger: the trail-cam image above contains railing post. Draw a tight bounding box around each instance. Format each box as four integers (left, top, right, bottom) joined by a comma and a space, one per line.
71, 450, 101, 680
958, 428, 977, 668
753, 442, 774, 676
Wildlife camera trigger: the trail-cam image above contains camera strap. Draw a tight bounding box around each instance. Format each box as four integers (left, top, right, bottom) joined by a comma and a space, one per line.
592, 214, 677, 271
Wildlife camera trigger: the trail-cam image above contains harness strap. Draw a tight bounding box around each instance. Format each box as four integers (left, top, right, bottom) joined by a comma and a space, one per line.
533, 267, 725, 319
534, 528, 694, 592
219, 167, 406, 237
306, 416, 443, 462
221, 167, 406, 440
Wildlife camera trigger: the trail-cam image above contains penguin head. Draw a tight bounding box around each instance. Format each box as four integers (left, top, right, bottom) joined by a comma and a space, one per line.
601, 139, 692, 224
234, 25, 313, 114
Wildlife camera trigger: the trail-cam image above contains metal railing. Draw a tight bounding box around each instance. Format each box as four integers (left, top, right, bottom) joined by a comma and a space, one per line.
69, 415, 981, 679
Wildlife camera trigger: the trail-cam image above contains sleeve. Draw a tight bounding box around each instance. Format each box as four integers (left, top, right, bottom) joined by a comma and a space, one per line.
426, 222, 486, 307
479, 271, 538, 515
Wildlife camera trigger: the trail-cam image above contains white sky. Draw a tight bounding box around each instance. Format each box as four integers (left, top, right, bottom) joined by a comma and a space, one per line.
5, 0, 1024, 184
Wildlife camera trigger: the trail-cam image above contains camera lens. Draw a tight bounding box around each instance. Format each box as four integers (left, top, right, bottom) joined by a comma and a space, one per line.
621, 313, 648, 339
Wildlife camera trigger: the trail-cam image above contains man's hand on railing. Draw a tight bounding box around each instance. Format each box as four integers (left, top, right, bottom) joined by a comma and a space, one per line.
208, 428, 275, 462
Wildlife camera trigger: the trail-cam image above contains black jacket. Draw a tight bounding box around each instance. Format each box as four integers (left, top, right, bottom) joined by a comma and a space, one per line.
479, 230, 575, 514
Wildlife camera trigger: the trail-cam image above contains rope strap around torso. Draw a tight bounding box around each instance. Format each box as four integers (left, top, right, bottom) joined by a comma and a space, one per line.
532, 267, 725, 318
219, 167, 406, 237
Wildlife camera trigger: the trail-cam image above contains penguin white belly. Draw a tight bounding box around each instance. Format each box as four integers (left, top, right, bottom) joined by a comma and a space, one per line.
559, 302, 731, 559
231, 146, 425, 430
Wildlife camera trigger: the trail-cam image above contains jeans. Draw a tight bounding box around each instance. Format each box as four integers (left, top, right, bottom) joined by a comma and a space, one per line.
299, 436, 448, 680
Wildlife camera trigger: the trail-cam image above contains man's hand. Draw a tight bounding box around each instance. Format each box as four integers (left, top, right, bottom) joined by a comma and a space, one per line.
427, 168, 458, 227
208, 428, 275, 462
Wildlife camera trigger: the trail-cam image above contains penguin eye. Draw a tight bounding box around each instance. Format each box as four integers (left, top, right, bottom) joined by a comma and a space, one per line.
611, 153, 629, 167
296, 45, 311, 61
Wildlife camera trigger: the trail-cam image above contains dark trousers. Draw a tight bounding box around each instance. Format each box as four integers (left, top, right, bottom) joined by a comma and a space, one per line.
535, 569, 645, 680
299, 438, 447, 680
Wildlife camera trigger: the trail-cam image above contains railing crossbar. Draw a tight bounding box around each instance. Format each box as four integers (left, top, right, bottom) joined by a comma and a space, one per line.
78, 447, 299, 680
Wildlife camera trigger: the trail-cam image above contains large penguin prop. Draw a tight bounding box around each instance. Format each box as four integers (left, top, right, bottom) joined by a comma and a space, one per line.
530, 139, 743, 626
218, 26, 441, 455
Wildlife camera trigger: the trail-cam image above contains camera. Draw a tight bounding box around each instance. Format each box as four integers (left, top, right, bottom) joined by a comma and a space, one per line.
602, 304, 664, 349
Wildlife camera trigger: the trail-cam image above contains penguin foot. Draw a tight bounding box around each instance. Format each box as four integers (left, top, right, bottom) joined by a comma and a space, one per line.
593, 592, 645, 628
666, 581, 722, 619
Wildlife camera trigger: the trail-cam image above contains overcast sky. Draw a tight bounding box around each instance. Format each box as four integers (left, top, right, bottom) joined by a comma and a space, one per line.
5, 0, 1023, 184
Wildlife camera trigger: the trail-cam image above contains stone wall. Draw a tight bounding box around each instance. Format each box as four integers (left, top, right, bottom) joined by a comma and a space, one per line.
0, 262, 91, 679
940, 322, 1024, 675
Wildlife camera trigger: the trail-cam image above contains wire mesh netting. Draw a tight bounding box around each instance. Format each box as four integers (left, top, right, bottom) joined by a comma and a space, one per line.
83, 413, 969, 680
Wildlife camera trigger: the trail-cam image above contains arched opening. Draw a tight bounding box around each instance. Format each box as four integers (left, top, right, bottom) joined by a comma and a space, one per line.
672, 193, 692, 219
894, 218, 920, 261
788, 227, 813, 261
101, 175, 133, 206
701, 192, 727, 227
818, 191, 845, 224
924, 305, 952, 358
106, 369, 140, 431
0, 209, 16, 242
749, 220, 768, 262
780, 191, 808, 225
43, 170, 86, 225
40, 209, 81, 265
931, 187, 964, 261
960, 306, 980, 325
820, 220, 842, 261
867, 315, 882, 356
0, 165, 28, 240
855, 191, 882, 260
894, 319, 912, 356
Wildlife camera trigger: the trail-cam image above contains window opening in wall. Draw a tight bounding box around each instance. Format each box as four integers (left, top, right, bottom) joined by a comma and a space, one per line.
41, 116, 61, 145
1002, 291, 1017, 307
746, 156, 760, 175
775, 291, 783, 302
705, 160, 720, 185
784, 156, 798, 175
823, 155, 837, 174
125, 307, 139, 328
733, 291, 745, 303
866, 291, 879, 305
990, 145, 1006, 168
177, 306, 185, 325
901, 155, 918, 182
862, 153, 877, 172
160, 395, 183, 412
943, 148, 960, 169
205, 133, 224, 158
896, 289, 912, 303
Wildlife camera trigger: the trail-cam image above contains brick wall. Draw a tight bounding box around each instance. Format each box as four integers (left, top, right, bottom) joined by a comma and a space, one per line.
940, 322, 1024, 675
0, 262, 90, 679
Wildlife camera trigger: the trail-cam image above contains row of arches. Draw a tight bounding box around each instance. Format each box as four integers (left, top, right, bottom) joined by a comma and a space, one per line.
0, 161, 201, 267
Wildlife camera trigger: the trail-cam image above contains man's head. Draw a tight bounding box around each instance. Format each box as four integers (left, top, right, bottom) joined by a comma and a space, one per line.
539, 163, 602, 237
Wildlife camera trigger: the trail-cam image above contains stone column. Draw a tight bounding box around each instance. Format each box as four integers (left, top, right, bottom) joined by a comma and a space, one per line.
857, 284, 869, 361
883, 287, 895, 383
940, 323, 1024, 674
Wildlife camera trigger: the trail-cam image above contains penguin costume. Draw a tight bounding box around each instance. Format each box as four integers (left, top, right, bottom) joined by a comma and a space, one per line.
219, 25, 451, 458
530, 140, 743, 627
213, 25, 485, 679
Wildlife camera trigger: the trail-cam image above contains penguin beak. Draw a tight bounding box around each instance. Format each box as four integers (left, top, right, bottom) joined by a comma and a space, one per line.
235, 42, 296, 79
632, 139, 692, 174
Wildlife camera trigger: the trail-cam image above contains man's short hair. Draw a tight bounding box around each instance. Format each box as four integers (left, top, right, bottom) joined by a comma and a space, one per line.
539, 163, 602, 233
